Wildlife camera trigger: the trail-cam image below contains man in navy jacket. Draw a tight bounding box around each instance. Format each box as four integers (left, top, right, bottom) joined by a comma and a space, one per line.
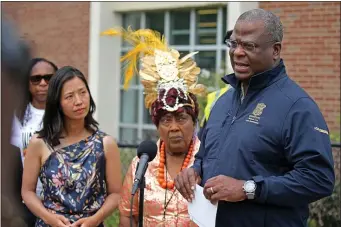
175, 8, 335, 227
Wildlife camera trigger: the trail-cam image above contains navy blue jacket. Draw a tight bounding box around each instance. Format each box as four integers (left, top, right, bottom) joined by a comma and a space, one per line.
192, 60, 335, 227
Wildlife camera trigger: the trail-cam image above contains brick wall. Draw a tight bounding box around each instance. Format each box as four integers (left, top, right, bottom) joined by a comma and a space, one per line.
332, 147, 340, 181
260, 2, 340, 133
2, 2, 340, 134
2, 2, 90, 78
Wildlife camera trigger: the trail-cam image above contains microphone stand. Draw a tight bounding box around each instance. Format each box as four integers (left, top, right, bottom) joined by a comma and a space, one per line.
138, 176, 145, 227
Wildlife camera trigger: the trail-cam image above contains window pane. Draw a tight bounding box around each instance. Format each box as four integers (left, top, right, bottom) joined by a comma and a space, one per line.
142, 129, 158, 142
221, 50, 227, 74
222, 7, 227, 43
196, 51, 227, 90
179, 51, 190, 58
120, 89, 139, 124
170, 10, 190, 45
196, 8, 218, 45
120, 51, 139, 85
218, 50, 228, 88
146, 12, 164, 35
119, 128, 138, 144
122, 13, 141, 47
196, 51, 217, 90
170, 34, 190, 46
143, 107, 153, 124
122, 13, 141, 29
196, 51, 216, 72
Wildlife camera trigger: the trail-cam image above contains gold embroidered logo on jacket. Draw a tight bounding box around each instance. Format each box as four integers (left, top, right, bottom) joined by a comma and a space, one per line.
246, 103, 267, 124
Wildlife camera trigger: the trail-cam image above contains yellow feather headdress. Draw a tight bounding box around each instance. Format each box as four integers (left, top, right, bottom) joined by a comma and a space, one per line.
101, 27, 207, 112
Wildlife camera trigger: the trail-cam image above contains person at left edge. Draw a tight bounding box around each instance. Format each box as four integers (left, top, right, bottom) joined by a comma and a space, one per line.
1, 17, 35, 227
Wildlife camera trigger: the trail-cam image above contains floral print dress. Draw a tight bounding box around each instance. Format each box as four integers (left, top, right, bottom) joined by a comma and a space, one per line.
35, 130, 107, 227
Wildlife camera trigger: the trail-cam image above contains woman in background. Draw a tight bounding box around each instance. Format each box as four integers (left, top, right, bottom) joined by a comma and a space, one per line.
12, 58, 58, 164
11, 57, 58, 226
22, 66, 122, 227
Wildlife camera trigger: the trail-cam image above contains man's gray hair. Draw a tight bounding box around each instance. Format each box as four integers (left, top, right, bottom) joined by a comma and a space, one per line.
237, 8, 284, 42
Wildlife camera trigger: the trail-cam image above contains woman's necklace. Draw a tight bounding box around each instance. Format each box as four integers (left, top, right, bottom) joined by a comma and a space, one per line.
162, 140, 194, 223
157, 140, 194, 190
163, 168, 176, 222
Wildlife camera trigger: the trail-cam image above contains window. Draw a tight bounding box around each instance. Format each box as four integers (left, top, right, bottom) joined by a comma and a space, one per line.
119, 6, 228, 144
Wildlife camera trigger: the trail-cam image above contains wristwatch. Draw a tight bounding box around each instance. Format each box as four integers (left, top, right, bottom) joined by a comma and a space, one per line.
243, 180, 257, 200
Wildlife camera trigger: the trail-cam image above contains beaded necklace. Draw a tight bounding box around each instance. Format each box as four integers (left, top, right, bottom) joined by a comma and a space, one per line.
159, 140, 194, 222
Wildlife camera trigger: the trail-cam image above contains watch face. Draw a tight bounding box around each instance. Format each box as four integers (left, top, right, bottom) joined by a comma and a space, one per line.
245, 181, 256, 192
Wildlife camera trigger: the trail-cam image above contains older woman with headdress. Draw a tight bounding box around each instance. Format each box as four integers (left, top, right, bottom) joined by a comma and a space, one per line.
102, 28, 207, 227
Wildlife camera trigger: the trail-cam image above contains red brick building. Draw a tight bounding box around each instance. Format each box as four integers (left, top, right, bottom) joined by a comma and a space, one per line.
2, 2, 340, 142
2, 2, 90, 76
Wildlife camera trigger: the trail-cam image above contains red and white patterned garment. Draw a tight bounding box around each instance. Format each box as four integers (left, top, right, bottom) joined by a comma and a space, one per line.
119, 137, 201, 227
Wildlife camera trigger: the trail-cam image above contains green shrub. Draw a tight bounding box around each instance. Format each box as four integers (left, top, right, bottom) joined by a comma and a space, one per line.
308, 181, 340, 227
103, 148, 135, 227
196, 71, 227, 123
308, 123, 340, 227
104, 210, 120, 227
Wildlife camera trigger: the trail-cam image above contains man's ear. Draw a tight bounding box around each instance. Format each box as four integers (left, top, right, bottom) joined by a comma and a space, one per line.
273, 42, 282, 60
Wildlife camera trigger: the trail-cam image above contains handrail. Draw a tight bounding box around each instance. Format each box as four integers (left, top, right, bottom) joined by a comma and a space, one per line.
331, 143, 341, 148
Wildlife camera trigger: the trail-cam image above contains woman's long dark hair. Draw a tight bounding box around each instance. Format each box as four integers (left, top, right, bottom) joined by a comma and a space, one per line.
16, 58, 58, 125
38, 66, 99, 148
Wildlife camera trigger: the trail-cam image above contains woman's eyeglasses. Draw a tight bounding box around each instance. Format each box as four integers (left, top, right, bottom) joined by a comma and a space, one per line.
29, 74, 53, 85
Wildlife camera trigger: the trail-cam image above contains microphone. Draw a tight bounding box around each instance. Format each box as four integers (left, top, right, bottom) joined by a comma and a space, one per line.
131, 140, 157, 195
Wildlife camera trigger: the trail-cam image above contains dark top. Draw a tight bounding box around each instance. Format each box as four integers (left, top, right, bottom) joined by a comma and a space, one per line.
35, 130, 107, 227
1, 145, 36, 227
192, 60, 335, 227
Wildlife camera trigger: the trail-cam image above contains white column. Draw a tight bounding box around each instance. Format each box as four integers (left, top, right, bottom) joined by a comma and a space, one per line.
226, 2, 259, 74
88, 2, 100, 120
227, 2, 259, 31
88, 2, 121, 139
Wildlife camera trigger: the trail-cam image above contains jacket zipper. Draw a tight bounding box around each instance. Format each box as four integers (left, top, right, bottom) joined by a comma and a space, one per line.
212, 91, 243, 176
218, 89, 243, 153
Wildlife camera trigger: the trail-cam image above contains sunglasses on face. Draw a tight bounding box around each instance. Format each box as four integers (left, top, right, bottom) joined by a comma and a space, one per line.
29, 74, 53, 85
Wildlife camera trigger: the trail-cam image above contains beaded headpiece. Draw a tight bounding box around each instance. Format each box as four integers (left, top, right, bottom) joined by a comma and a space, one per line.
101, 27, 206, 112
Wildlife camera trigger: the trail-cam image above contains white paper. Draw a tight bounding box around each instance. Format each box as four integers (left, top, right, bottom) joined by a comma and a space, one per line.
188, 184, 218, 227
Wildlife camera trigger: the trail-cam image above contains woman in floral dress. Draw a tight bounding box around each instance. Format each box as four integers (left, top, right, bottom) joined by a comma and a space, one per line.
22, 66, 122, 227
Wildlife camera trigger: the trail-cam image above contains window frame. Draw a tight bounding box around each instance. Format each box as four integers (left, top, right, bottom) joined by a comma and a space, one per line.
119, 6, 228, 144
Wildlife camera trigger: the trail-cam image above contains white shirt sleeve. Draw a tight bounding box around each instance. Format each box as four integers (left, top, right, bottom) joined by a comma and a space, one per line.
11, 115, 23, 151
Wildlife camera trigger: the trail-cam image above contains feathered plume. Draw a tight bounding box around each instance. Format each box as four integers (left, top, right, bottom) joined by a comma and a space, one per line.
101, 27, 207, 110
101, 27, 168, 89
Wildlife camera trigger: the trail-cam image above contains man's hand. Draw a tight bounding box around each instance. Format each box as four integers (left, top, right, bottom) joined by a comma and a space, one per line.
203, 175, 246, 204
174, 168, 201, 202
